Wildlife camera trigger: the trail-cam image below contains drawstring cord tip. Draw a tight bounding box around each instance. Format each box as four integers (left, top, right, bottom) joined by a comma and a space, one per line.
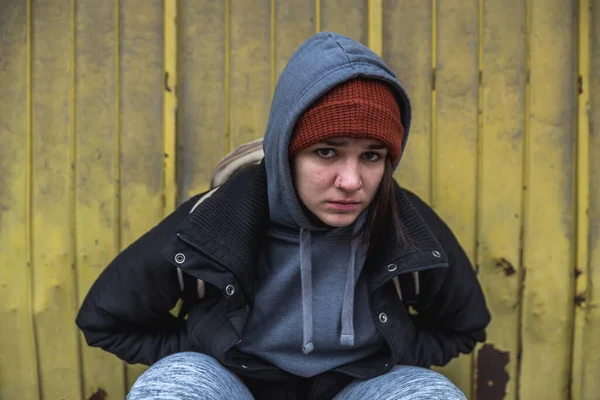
340, 335, 354, 347
302, 342, 314, 354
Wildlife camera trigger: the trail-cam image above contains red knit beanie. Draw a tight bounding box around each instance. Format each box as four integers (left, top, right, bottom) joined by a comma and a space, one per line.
289, 78, 404, 164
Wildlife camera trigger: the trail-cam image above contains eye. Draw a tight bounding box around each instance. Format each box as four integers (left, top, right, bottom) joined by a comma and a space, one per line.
315, 148, 337, 159
362, 151, 383, 162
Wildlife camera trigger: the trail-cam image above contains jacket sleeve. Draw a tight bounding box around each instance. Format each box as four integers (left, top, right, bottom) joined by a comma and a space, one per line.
76, 194, 203, 365
405, 192, 491, 368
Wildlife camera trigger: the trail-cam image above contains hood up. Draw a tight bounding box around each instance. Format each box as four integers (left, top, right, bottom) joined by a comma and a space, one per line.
263, 32, 412, 230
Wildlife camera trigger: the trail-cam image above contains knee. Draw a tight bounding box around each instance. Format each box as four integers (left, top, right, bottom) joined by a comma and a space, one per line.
390, 365, 452, 382
153, 351, 218, 369
128, 352, 253, 400
389, 366, 466, 399
133, 352, 224, 386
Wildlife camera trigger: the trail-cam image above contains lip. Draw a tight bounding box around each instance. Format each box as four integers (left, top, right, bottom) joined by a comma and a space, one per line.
327, 201, 361, 211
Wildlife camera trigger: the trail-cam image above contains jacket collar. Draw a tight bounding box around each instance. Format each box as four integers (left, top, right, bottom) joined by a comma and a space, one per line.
365, 184, 448, 291
178, 163, 447, 300
178, 163, 270, 300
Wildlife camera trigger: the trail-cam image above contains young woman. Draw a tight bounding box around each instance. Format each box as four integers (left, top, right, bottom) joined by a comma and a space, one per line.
77, 32, 490, 399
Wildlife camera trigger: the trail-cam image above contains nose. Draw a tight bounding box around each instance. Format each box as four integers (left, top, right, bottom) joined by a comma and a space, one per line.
336, 161, 362, 192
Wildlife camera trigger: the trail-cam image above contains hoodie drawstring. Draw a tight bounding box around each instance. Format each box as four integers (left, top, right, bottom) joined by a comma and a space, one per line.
340, 234, 361, 347
299, 228, 314, 354
299, 220, 365, 354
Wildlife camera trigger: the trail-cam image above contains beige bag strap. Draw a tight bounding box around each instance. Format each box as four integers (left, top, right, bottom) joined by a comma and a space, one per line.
210, 138, 264, 188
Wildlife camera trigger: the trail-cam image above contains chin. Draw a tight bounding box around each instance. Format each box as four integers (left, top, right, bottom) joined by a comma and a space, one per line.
319, 213, 359, 228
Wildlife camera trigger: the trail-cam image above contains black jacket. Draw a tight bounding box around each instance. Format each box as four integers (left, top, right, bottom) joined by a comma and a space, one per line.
76, 164, 490, 399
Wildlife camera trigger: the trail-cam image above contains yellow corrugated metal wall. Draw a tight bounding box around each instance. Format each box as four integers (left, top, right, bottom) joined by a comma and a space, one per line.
0, 0, 597, 399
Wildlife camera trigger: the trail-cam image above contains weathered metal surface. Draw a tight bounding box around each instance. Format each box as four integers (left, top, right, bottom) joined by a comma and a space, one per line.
571, 0, 592, 397
118, 0, 164, 390
476, 344, 510, 400
321, 0, 367, 45
0, 1, 39, 398
163, 0, 177, 213
367, 0, 383, 56
87, 387, 108, 400
519, 0, 576, 398
178, 0, 227, 200
229, 0, 271, 149
30, 0, 82, 398
432, 0, 479, 396
74, 0, 125, 398
275, 0, 316, 80
475, 0, 527, 398
384, 0, 432, 202
582, 0, 600, 398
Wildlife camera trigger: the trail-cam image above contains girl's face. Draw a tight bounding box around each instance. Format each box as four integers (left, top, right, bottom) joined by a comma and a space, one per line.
291, 137, 387, 227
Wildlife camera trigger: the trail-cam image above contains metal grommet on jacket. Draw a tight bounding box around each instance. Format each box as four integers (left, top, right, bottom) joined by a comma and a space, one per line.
379, 313, 388, 323
386, 263, 397, 272
225, 284, 235, 296
432, 250, 441, 258
174, 253, 186, 264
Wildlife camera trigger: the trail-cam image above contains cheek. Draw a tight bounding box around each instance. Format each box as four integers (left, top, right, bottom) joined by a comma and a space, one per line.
295, 167, 330, 203
365, 166, 385, 194
294, 165, 314, 198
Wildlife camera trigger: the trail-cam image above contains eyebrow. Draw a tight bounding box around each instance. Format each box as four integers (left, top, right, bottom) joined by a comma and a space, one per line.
322, 139, 388, 151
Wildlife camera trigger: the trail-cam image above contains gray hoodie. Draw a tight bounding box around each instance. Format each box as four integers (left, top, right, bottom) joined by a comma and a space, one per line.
237, 32, 412, 378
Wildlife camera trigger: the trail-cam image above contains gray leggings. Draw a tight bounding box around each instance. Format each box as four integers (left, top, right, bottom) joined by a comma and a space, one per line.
127, 352, 466, 400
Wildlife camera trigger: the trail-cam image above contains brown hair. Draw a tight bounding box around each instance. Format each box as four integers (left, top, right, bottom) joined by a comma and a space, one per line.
364, 157, 403, 257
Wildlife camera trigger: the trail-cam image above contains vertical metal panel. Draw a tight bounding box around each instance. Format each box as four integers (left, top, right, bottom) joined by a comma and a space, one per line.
582, 0, 600, 397
274, 0, 316, 80
178, 1, 227, 200
0, 1, 40, 398
475, 1, 526, 399
367, 0, 382, 56
30, 0, 82, 398
229, 1, 271, 149
572, 0, 592, 397
271, 0, 276, 94
163, 0, 177, 213
74, 0, 125, 398
433, 0, 479, 396
321, 0, 367, 44
520, 0, 576, 398
118, 0, 164, 389
383, 0, 432, 201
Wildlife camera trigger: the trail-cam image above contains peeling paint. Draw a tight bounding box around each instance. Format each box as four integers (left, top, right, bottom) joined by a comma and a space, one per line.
575, 294, 587, 307
88, 388, 107, 400
476, 344, 510, 400
495, 258, 517, 276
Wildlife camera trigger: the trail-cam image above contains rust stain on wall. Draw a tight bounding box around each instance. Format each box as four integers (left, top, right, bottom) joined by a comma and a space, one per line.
88, 388, 107, 400
575, 294, 587, 307
477, 344, 510, 400
495, 258, 517, 276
